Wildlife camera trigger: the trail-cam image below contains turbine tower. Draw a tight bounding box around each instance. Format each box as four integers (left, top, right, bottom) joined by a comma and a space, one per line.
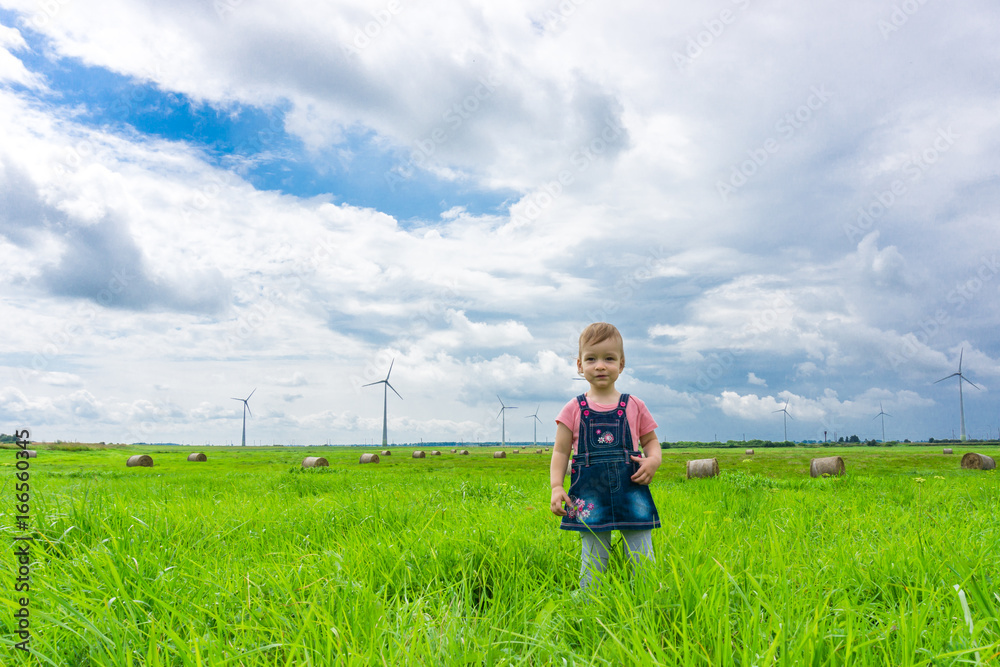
497, 396, 517, 447
934, 348, 980, 441
773, 399, 793, 442
231, 388, 255, 447
364, 359, 402, 447
873, 402, 892, 443
525, 404, 543, 447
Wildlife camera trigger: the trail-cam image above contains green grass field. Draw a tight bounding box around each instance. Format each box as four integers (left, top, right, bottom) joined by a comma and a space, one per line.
2, 443, 999, 665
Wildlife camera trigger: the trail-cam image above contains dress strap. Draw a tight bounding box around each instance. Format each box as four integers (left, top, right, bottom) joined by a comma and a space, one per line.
576, 394, 590, 465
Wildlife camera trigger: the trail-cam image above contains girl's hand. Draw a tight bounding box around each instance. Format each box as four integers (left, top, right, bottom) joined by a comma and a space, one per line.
630, 455, 659, 485
550, 486, 571, 515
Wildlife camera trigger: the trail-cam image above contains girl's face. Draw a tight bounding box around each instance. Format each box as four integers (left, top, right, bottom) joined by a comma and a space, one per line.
577, 338, 625, 390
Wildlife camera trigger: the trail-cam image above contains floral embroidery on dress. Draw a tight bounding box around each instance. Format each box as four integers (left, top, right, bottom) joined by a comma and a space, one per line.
597, 431, 615, 444
566, 497, 595, 520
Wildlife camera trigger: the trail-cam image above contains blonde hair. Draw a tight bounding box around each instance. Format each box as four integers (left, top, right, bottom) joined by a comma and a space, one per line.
578, 322, 625, 362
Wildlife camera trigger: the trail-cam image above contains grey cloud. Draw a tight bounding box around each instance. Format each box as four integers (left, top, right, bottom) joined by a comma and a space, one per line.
0, 155, 64, 246
42, 214, 230, 314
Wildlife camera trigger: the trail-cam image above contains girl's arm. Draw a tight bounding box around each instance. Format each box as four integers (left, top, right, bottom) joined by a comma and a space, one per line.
630, 430, 662, 485
549, 422, 574, 515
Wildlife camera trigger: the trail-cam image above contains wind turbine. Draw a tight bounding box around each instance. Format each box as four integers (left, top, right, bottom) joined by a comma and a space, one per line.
934, 348, 980, 442
525, 404, 543, 447
773, 399, 793, 442
364, 359, 402, 447
873, 402, 892, 443
497, 396, 517, 447
231, 389, 255, 447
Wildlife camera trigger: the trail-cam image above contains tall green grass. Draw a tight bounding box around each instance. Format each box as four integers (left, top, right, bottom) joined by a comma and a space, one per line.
2, 446, 998, 665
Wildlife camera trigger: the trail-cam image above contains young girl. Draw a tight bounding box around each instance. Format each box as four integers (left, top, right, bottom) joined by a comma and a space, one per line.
549, 322, 662, 589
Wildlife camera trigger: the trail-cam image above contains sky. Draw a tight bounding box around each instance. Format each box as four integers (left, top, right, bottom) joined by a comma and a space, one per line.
1, 0, 998, 446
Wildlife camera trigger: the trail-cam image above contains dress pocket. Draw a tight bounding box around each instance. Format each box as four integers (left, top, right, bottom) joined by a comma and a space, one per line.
590, 422, 621, 448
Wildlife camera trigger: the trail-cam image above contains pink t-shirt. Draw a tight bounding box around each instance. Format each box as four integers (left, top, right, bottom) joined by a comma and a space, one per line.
556, 394, 658, 455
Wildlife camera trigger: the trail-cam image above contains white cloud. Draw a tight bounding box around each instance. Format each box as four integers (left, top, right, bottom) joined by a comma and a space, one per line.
0, 23, 43, 89
0, 0, 998, 443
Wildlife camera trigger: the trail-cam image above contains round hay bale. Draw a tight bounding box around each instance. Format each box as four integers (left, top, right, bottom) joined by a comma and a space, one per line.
23, 450, 37, 458
512, 449, 519, 454
458, 450, 469, 455
187, 452, 207, 462
493, 451, 506, 459
536, 449, 543, 454
412, 451, 426, 459
380, 450, 391, 456
745, 449, 754, 456
430, 450, 441, 456
359, 453, 380, 464
451, 449, 457, 453
961, 452, 997, 470
942, 448, 953, 455
686, 458, 719, 479
810, 456, 845, 477
302, 456, 328, 468
126, 454, 153, 467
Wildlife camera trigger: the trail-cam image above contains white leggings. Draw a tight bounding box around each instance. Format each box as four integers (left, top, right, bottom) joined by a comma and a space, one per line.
579, 530, 654, 589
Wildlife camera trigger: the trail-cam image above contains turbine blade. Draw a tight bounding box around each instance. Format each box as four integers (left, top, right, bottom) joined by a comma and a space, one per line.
362, 380, 383, 388
247, 388, 256, 401
884, 412, 892, 417
934, 373, 959, 383
497, 395, 505, 407
386, 381, 403, 400
231, 397, 242, 401
959, 347, 963, 371
386, 358, 394, 381
245, 404, 252, 419
497, 407, 503, 419
963, 376, 982, 390
872, 413, 880, 420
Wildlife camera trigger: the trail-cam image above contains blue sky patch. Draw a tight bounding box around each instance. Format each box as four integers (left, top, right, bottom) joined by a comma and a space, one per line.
6, 13, 513, 223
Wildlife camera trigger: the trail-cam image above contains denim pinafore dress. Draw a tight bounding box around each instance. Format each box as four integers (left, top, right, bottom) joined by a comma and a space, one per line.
560, 394, 660, 532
